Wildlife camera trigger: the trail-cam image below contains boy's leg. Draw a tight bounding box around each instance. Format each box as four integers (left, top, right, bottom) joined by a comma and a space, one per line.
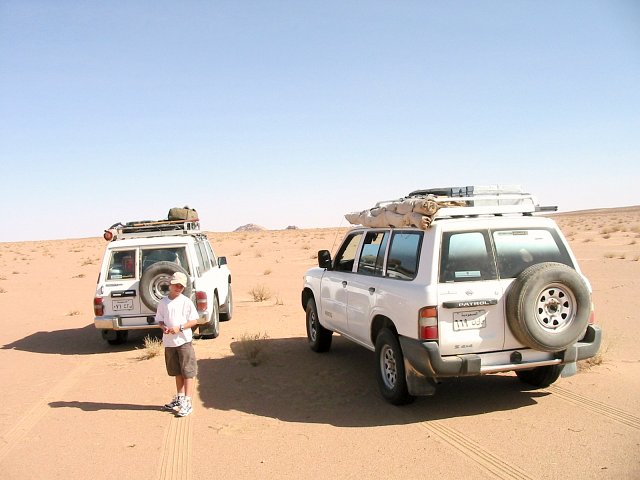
184, 377, 194, 398
175, 375, 185, 395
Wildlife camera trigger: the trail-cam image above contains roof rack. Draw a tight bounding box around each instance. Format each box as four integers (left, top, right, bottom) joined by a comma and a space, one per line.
377, 185, 557, 219
104, 219, 201, 241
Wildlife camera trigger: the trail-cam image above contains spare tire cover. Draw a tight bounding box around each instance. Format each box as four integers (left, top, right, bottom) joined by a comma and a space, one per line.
505, 262, 590, 352
139, 261, 192, 311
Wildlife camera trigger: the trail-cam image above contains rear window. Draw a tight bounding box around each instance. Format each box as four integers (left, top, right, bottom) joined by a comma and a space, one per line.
493, 228, 573, 278
107, 250, 136, 280
440, 231, 497, 283
141, 247, 190, 274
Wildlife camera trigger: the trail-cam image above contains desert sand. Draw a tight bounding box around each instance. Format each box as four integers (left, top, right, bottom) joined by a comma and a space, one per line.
0, 207, 639, 479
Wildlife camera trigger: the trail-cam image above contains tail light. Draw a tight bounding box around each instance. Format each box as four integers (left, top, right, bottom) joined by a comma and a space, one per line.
195, 291, 207, 312
419, 306, 438, 340
93, 297, 104, 316
588, 302, 596, 325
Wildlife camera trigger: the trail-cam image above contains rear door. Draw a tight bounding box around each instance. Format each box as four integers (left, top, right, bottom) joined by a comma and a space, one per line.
102, 248, 142, 315
436, 229, 506, 355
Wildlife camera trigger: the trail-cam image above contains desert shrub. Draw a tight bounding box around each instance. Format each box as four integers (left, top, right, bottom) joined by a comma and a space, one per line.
66, 310, 80, 316
137, 335, 163, 360
249, 284, 271, 302
239, 332, 269, 366
263, 268, 272, 275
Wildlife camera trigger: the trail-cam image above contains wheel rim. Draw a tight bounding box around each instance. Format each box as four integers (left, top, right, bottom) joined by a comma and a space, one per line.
535, 283, 577, 332
151, 274, 171, 299
308, 310, 317, 342
380, 345, 397, 389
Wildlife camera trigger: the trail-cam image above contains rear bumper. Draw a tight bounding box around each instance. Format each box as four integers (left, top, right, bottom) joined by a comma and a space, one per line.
95, 312, 208, 331
399, 324, 603, 379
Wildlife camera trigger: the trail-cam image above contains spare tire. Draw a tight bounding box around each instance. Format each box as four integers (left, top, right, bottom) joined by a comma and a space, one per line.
506, 262, 590, 352
139, 261, 191, 311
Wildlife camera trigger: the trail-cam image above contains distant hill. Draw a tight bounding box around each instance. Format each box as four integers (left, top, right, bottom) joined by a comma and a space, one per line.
234, 223, 266, 232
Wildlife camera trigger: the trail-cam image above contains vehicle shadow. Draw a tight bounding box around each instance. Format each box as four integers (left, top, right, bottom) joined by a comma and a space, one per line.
197, 336, 549, 427
1, 324, 160, 355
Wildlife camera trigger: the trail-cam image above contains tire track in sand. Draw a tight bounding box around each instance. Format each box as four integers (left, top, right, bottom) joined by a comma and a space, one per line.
158, 415, 193, 480
0, 363, 92, 463
416, 420, 536, 480
547, 385, 640, 429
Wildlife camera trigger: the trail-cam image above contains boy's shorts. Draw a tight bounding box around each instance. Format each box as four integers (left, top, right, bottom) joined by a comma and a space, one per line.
164, 342, 197, 378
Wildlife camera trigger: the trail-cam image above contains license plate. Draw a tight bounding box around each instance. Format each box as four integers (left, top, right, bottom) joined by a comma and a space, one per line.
112, 299, 134, 311
453, 310, 487, 331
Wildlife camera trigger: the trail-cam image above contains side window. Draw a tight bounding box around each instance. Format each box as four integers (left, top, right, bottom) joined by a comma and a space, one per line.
204, 240, 217, 267
493, 228, 573, 279
334, 232, 363, 272
194, 242, 208, 274
107, 250, 136, 280
386, 232, 422, 280
440, 231, 497, 283
357, 231, 389, 276
141, 247, 189, 274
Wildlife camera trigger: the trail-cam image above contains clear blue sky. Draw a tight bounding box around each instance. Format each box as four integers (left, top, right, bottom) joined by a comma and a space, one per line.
1, 1, 639, 242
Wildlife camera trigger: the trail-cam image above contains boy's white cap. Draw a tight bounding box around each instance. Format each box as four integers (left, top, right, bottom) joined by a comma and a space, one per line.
170, 272, 188, 287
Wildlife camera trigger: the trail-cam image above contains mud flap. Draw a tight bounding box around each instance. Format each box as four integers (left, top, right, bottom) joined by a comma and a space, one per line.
561, 362, 577, 378
404, 359, 438, 396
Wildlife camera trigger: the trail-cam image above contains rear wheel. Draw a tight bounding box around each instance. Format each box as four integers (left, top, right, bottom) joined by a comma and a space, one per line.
375, 328, 414, 405
106, 330, 128, 345
516, 365, 564, 388
306, 299, 332, 352
200, 295, 220, 339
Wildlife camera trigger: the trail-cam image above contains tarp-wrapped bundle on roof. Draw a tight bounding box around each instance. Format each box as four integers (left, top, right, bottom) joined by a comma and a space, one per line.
345, 196, 442, 230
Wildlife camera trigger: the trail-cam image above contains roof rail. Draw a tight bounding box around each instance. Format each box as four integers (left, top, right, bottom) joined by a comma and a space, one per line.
104, 219, 201, 241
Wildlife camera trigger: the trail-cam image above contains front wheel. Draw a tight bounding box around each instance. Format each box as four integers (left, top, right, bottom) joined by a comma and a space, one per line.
306, 299, 332, 352
220, 284, 233, 321
375, 329, 414, 405
516, 365, 564, 388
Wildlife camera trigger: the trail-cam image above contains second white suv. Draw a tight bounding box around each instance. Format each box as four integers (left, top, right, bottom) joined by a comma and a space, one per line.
93, 219, 232, 345
302, 187, 602, 404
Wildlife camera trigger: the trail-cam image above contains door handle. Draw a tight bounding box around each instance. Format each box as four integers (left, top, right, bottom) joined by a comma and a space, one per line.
342, 281, 347, 287
368, 287, 376, 295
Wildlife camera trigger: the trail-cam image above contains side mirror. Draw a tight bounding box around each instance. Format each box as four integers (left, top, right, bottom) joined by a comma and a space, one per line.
318, 250, 332, 269
218, 256, 227, 266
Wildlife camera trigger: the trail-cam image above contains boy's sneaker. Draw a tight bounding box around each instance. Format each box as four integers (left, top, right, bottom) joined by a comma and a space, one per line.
177, 398, 193, 417
163, 395, 183, 412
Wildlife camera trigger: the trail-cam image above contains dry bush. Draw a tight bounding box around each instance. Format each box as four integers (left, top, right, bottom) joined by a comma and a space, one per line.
602, 234, 611, 240
249, 284, 271, 302
233, 250, 241, 256
73, 273, 86, 278
81, 257, 96, 266
274, 294, 284, 306
66, 310, 80, 316
0, 287, 6, 294
239, 332, 269, 366
263, 268, 272, 275
604, 252, 616, 259
137, 335, 163, 360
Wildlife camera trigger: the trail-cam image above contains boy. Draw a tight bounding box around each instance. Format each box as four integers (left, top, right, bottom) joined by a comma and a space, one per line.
157, 271, 199, 417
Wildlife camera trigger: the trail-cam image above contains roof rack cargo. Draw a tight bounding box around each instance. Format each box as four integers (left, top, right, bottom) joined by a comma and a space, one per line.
103, 219, 201, 241
401, 184, 556, 217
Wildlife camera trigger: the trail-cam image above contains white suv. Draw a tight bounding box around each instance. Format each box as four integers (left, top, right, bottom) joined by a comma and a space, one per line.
93, 219, 232, 345
302, 187, 602, 404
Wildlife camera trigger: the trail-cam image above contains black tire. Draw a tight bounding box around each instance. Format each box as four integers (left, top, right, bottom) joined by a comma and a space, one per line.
375, 328, 414, 405
200, 294, 220, 339
139, 262, 191, 311
306, 299, 332, 352
220, 284, 233, 321
506, 262, 590, 352
516, 365, 564, 388
107, 330, 128, 345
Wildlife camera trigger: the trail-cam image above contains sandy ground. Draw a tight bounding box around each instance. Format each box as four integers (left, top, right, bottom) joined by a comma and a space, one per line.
1, 207, 639, 479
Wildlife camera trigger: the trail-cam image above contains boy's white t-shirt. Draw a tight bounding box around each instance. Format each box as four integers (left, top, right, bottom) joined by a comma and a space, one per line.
156, 294, 199, 347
